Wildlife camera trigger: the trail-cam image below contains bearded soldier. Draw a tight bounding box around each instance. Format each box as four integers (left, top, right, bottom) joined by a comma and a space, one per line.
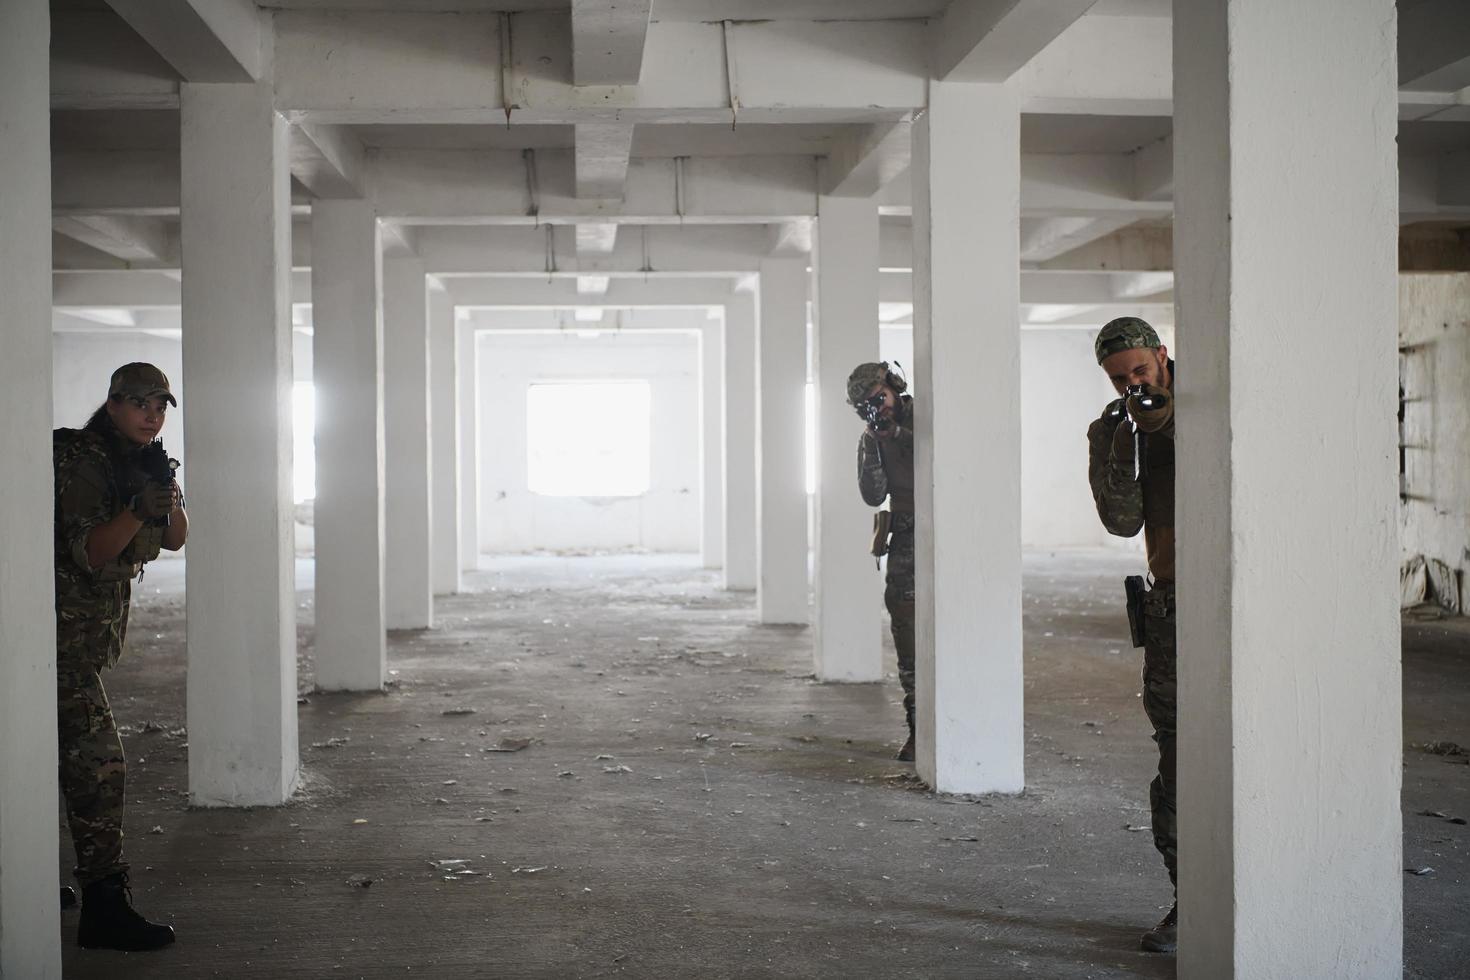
53, 363, 185, 950
846, 362, 917, 762
1086, 318, 1177, 953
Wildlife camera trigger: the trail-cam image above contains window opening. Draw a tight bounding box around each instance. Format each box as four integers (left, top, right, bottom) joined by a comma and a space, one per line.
527, 381, 651, 497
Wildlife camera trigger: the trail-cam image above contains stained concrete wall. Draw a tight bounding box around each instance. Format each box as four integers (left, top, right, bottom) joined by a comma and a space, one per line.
1400, 273, 1470, 610
476, 330, 702, 553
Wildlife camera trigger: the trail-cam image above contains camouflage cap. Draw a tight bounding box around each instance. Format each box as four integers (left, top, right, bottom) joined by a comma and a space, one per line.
1094, 317, 1161, 364
846, 362, 891, 406
109, 362, 177, 407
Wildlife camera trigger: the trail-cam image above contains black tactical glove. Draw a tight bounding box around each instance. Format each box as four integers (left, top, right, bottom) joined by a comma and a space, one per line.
130, 482, 175, 521
1109, 418, 1135, 470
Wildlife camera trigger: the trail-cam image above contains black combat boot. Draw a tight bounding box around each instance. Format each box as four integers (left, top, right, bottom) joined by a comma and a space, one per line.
77, 873, 176, 951
896, 734, 915, 762
61, 886, 78, 910
1140, 902, 1177, 953
896, 703, 916, 762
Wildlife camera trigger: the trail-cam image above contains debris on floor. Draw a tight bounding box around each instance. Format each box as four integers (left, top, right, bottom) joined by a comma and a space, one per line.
483, 736, 534, 753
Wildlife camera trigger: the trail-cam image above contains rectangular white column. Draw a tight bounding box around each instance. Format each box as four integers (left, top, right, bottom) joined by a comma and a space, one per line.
756, 258, 811, 624
699, 319, 725, 569
310, 199, 386, 692
428, 280, 461, 595
456, 319, 480, 574
911, 80, 1024, 794
722, 293, 758, 590
382, 257, 434, 629
0, 0, 62, 973
813, 196, 883, 681
1173, 3, 1401, 975
181, 82, 299, 805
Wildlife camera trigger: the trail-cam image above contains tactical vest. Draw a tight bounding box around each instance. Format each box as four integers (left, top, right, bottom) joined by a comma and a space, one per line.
54, 428, 165, 579
884, 397, 917, 517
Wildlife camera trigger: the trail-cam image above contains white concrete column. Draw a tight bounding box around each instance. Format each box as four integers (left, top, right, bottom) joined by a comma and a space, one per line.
429, 280, 461, 595
722, 292, 758, 590
910, 80, 1024, 794
0, 0, 62, 973
181, 82, 299, 805
1173, 3, 1401, 974
310, 199, 386, 692
812, 196, 883, 681
756, 258, 811, 624
382, 257, 434, 629
456, 317, 480, 574
699, 318, 725, 569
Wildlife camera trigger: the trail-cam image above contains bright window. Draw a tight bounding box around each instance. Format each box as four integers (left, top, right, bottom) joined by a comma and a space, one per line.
293, 381, 316, 503
527, 381, 651, 497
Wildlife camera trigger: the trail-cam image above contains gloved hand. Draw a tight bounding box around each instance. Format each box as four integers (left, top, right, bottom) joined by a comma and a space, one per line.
1127, 384, 1173, 433
1109, 414, 1135, 468
130, 482, 175, 521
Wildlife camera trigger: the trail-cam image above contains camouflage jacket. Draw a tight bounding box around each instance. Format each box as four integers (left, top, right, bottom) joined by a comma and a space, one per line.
54, 428, 164, 670
857, 395, 915, 518
1086, 363, 1175, 583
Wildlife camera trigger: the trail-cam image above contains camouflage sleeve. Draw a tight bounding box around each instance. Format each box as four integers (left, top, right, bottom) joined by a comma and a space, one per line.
857, 430, 888, 507
1087, 408, 1144, 538
57, 450, 117, 574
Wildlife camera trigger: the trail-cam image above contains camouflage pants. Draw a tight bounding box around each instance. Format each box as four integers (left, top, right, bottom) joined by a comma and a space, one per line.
1141, 585, 1177, 889
884, 525, 916, 730
57, 666, 129, 886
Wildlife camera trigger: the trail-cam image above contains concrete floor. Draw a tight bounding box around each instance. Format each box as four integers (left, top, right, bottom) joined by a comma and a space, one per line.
59, 551, 1468, 979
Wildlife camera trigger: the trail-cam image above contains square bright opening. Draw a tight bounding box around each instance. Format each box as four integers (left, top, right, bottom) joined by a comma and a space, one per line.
527, 381, 651, 497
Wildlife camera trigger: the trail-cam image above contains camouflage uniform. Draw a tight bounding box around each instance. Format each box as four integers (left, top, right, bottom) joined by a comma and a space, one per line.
857, 395, 917, 735
54, 426, 165, 887
1086, 318, 1177, 888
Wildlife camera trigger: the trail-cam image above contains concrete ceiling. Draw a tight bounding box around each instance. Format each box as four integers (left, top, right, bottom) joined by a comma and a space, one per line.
1019, 114, 1172, 155
252, 0, 948, 18
355, 122, 854, 156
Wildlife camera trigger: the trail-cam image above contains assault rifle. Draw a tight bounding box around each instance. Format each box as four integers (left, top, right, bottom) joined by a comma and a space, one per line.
1106, 384, 1166, 482
123, 440, 181, 528
858, 392, 893, 433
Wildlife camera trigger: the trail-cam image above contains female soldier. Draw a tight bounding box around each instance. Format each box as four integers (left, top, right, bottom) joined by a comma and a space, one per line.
54, 363, 187, 951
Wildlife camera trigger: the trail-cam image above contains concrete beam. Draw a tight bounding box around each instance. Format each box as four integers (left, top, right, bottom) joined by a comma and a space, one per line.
1034, 222, 1173, 271
571, 0, 651, 86
448, 276, 733, 309
1399, 0, 1470, 89
103, 0, 264, 82
823, 122, 911, 198
51, 214, 174, 264
766, 220, 813, 257
1014, 13, 1171, 114
575, 222, 619, 254
52, 150, 180, 216
1019, 216, 1137, 263
574, 123, 634, 199
371, 150, 824, 223
1132, 132, 1173, 201
50, 11, 180, 110
273, 12, 924, 124
880, 268, 1176, 307
421, 224, 769, 276
930, 0, 1100, 83
53, 268, 312, 308
290, 123, 367, 200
